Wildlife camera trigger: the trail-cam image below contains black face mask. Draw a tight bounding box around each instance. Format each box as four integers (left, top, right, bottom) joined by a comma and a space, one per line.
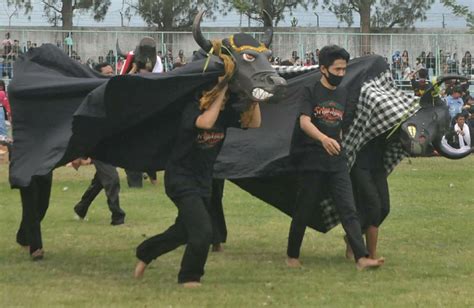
323, 71, 344, 87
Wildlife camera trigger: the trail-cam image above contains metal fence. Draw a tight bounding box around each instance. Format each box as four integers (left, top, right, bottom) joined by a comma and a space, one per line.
1, 29, 473, 82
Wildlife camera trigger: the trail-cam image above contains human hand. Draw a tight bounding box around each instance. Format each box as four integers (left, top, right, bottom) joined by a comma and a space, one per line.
321, 136, 341, 156
71, 158, 82, 170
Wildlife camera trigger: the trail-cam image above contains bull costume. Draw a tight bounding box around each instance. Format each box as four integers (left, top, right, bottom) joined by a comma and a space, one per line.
7, 7, 471, 276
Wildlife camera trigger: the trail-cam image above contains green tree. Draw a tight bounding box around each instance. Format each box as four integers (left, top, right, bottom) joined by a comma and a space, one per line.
129, 0, 219, 30
221, 0, 316, 27
322, 0, 435, 31
6, 0, 111, 30
440, 0, 474, 30
322, 0, 435, 53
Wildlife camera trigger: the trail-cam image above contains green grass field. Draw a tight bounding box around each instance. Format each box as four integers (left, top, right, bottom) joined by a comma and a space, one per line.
1, 157, 473, 307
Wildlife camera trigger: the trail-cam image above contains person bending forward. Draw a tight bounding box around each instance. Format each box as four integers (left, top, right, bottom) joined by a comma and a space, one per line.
134, 76, 261, 287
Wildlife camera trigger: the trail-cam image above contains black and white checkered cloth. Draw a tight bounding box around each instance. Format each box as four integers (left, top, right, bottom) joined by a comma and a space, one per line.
319, 70, 421, 231
274, 65, 319, 76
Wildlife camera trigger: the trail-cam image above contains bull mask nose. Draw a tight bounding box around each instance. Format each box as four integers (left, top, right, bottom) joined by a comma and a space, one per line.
267, 75, 287, 87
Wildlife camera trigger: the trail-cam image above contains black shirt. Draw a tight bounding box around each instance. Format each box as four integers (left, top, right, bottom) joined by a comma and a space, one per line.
291, 80, 348, 172
165, 99, 241, 199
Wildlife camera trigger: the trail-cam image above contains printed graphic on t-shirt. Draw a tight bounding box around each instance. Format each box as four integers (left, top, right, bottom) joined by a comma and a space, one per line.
196, 129, 225, 149
313, 100, 344, 127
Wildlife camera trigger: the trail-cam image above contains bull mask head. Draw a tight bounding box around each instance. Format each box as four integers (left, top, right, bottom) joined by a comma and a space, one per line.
193, 11, 287, 104
400, 75, 472, 159
116, 37, 157, 72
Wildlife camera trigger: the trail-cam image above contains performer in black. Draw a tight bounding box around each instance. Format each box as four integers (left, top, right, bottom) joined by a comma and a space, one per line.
134, 75, 261, 287
72, 158, 125, 225
16, 172, 53, 260
287, 45, 385, 270
346, 134, 390, 259
71, 63, 126, 225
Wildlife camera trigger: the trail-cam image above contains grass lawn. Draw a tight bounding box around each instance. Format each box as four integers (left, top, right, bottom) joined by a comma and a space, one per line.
1, 156, 473, 307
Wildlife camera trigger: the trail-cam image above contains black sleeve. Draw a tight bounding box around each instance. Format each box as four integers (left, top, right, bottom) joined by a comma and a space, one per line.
181, 99, 202, 131
299, 86, 313, 117
224, 105, 242, 129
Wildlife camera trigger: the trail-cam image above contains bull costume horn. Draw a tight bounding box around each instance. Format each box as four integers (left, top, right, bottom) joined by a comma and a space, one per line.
435, 137, 473, 159
261, 10, 273, 48
116, 39, 126, 58
193, 11, 213, 53
427, 75, 471, 159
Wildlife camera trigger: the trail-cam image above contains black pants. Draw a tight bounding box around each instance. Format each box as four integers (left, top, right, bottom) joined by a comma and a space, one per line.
211, 179, 227, 244
136, 194, 214, 283
350, 165, 390, 231
16, 172, 53, 254
125, 170, 157, 188
125, 170, 143, 188
74, 160, 125, 222
287, 170, 369, 261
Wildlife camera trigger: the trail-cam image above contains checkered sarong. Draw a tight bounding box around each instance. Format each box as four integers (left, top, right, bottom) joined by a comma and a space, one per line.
319, 70, 420, 231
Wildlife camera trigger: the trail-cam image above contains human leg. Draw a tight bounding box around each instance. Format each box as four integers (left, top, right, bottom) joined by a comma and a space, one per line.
176, 195, 213, 283
135, 220, 187, 278
209, 179, 227, 250
94, 160, 125, 224
146, 171, 157, 185
0, 106, 7, 137
328, 170, 384, 269
287, 172, 325, 265
74, 172, 102, 219
135, 194, 213, 283
18, 174, 52, 259
125, 169, 143, 188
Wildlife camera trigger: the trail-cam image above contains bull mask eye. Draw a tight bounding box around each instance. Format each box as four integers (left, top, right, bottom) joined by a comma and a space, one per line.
242, 53, 255, 62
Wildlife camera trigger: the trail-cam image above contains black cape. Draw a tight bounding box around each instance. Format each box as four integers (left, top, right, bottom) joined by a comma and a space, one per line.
9, 45, 405, 232
9, 44, 223, 187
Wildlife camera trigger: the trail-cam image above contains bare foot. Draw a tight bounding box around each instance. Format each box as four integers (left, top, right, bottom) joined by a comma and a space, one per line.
134, 260, 148, 279
31, 249, 44, 261
343, 235, 354, 260
286, 257, 302, 268
356, 257, 385, 271
211, 243, 223, 252
182, 281, 202, 288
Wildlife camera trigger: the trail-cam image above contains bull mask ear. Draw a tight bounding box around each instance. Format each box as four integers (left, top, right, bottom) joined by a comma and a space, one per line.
116, 39, 126, 58
261, 10, 273, 48
193, 11, 213, 53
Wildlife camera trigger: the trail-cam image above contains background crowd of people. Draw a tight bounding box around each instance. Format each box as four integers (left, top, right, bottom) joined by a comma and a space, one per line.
3, 31, 472, 81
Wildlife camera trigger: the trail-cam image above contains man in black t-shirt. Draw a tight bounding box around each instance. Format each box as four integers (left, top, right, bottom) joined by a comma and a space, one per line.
287, 45, 385, 270
134, 76, 261, 287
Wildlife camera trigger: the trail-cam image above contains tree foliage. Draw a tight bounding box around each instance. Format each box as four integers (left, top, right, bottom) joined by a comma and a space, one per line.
6, 0, 111, 29
220, 0, 316, 27
5, 0, 33, 15
441, 0, 474, 29
129, 0, 219, 30
322, 0, 435, 30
